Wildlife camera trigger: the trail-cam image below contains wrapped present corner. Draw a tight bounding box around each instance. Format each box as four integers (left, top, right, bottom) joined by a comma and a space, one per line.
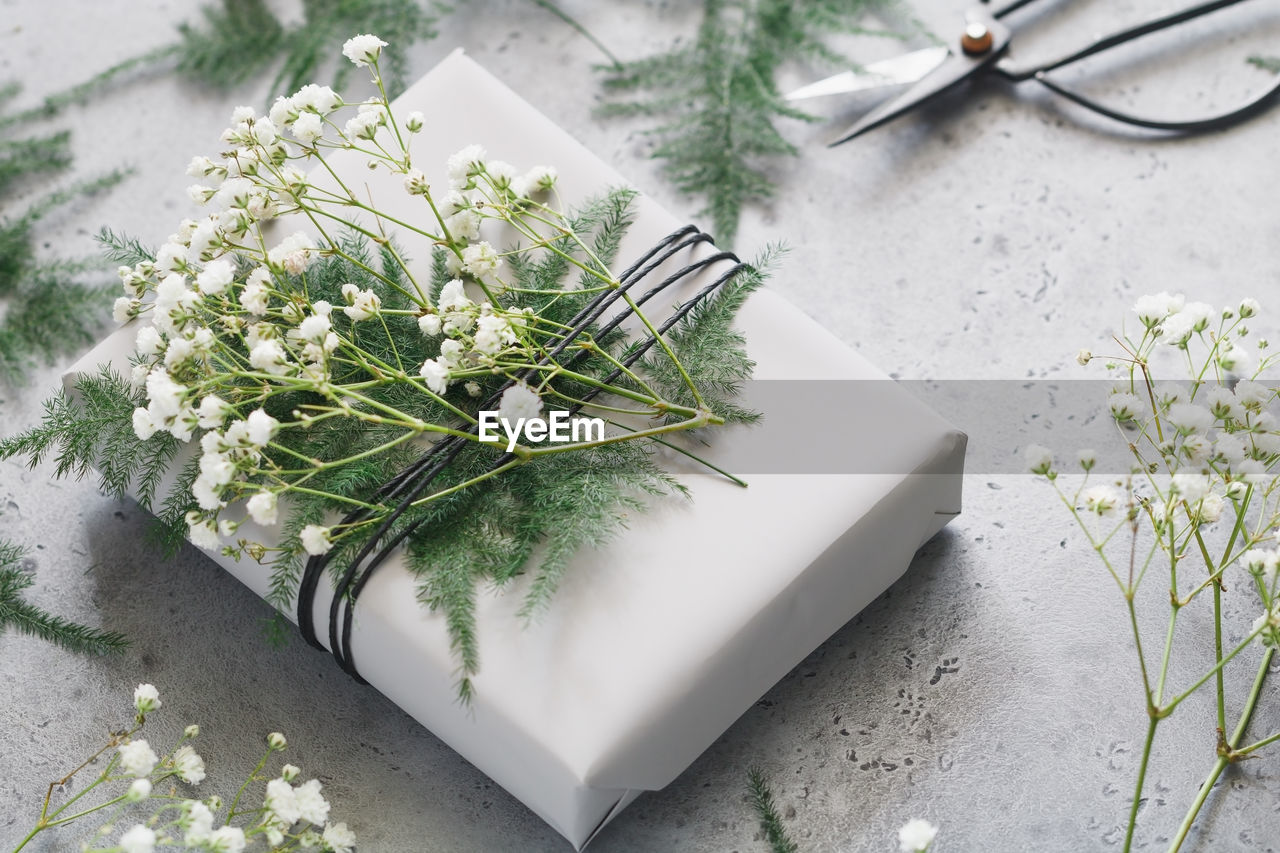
65, 49, 966, 850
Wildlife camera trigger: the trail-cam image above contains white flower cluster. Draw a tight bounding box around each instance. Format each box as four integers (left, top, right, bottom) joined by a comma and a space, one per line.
416, 278, 530, 396
427, 142, 557, 258
897, 818, 938, 852
1132, 291, 1259, 371
1036, 293, 1280, 650
113, 32, 579, 565
99, 685, 355, 853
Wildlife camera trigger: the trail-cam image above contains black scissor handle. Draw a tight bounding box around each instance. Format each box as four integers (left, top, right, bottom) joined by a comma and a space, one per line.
982, 0, 1044, 20
990, 0, 1277, 132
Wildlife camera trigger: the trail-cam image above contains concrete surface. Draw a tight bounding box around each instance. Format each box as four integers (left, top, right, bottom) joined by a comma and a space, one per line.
3, 1, 1280, 851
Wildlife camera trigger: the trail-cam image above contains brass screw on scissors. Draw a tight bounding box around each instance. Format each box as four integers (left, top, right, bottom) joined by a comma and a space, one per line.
786, 0, 1280, 145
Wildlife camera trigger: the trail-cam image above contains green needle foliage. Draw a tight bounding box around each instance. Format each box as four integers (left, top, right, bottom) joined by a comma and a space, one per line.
0, 84, 129, 382
1, 190, 768, 699
0, 0, 446, 130
0, 540, 128, 656
598, 0, 898, 246
1249, 56, 1280, 73
746, 767, 800, 853
175, 0, 448, 98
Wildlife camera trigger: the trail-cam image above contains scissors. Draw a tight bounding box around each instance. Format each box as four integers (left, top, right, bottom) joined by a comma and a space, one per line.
786, 0, 1280, 146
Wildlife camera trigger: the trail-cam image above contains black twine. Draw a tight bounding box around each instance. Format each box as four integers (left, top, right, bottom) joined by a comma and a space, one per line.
295, 226, 745, 682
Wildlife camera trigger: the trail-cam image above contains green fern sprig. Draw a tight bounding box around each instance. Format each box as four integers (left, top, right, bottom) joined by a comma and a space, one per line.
176, 0, 447, 98
0, 540, 129, 656
0, 83, 130, 383
746, 767, 800, 853
1249, 56, 1280, 73
598, 0, 898, 246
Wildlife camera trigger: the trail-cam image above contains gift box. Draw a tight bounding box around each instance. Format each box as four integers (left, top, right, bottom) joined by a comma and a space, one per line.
66, 50, 966, 850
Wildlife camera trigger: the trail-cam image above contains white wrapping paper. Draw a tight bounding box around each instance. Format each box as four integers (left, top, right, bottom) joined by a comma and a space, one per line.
66, 50, 966, 850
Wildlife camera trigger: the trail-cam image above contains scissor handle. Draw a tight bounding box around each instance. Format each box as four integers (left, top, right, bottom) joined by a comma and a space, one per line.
990, 0, 1278, 133
981, 0, 1044, 19
995, 0, 1257, 82
1032, 73, 1280, 133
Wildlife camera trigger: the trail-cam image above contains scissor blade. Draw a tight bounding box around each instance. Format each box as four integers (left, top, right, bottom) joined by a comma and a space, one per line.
826, 13, 1011, 146
785, 47, 951, 101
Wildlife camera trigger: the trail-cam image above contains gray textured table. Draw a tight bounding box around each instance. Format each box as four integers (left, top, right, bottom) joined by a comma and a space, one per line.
3, 1, 1280, 851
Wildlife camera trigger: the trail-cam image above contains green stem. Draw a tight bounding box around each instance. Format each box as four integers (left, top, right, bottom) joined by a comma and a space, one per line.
528, 0, 622, 67
1213, 580, 1226, 732
1162, 627, 1264, 713
1234, 727, 1280, 757
1123, 715, 1159, 853
1166, 647, 1275, 853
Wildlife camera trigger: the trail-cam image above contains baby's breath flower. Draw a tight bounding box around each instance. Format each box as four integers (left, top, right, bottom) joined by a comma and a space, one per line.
1241, 548, 1275, 574
119, 824, 157, 853
124, 778, 152, 802
417, 312, 442, 337
323, 822, 357, 853
245, 409, 281, 447
461, 241, 504, 279
185, 724, 200, 738
186, 513, 222, 551
114, 296, 140, 324
1082, 485, 1121, 515
281, 763, 301, 782
1165, 403, 1212, 436
897, 818, 938, 853
1253, 603, 1280, 646
1077, 448, 1097, 471
404, 169, 429, 195
132, 408, 159, 441
172, 745, 206, 784
250, 339, 291, 375
1219, 343, 1253, 374
1240, 297, 1261, 318
447, 144, 487, 187
342, 33, 387, 67
197, 395, 231, 430
524, 164, 557, 193
1198, 492, 1224, 524
1172, 472, 1211, 504
247, 492, 279, 526
343, 110, 382, 141
181, 800, 215, 844
486, 159, 517, 192
1109, 392, 1144, 422
499, 383, 543, 424
474, 314, 517, 356
267, 232, 315, 275
341, 284, 382, 321
1075, 348, 1092, 366
1133, 292, 1184, 328
299, 526, 332, 556
209, 826, 246, 853
294, 778, 331, 825
118, 739, 159, 777
133, 683, 161, 714
419, 359, 450, 395
265, 777, 301, 824
1025, 444, 1054, 476
405, 110, 425, 133
292, 112, 324, 145
1180, 433, 1212, 465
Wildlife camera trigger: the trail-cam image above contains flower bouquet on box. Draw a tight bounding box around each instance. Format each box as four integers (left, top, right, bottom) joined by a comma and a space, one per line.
2, 35, 767, 699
